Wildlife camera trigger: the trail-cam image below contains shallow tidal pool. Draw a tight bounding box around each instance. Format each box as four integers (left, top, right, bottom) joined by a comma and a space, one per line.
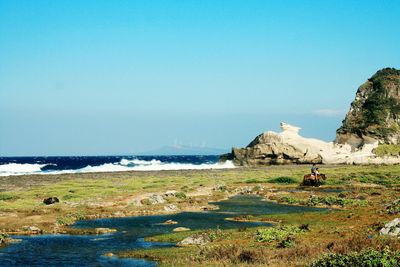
1, 195, 325, 267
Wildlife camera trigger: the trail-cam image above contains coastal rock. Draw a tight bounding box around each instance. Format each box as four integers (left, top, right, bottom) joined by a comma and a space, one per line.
177, 233, 211, 246
163, 204, 178, 212
0, 233, 8, 244
159, 219, 178, 225
94, 228, 117, 234
336, 68, 400, 147
148, 194, 166, 205
223, 121, 400, 165
43, 197, 59, 205
380, 218, 400, 237
0, 233, 21, 245
22, 226, 42, 234
173, 227, 191, 232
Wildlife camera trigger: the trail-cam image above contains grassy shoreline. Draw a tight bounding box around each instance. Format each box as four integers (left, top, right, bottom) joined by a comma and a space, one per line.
1, 165, 400, 265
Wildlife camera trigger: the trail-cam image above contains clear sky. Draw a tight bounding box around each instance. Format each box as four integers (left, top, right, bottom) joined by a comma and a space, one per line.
1, 0, 399, 156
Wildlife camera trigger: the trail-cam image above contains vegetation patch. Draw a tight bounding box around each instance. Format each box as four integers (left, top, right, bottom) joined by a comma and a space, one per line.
197, 244, 261, 265
268, 176, 298, 184
306, 195, 367, 207
0, 193, 18, 201
387, 199, 400, 215
279, 196, 300, 204
255, 225, 304, 243
244, 178, 265, 184
175, 192, 187, 199
374, 144, 400, 157
310, 247, 400, 267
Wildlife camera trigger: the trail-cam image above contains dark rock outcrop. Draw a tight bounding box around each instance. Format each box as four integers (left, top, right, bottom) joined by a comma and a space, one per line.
43, 197, 59, 205
336, 68, 400, 148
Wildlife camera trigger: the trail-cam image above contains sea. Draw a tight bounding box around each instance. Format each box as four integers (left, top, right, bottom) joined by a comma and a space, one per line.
0, 155, 235, 177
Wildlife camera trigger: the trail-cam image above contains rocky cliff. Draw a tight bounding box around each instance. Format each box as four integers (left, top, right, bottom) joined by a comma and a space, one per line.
336, 68, 400, 148
222, 68, 400, 165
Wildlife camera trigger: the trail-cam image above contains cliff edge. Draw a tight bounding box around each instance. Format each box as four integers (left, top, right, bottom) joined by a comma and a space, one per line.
336, 68, 400, 148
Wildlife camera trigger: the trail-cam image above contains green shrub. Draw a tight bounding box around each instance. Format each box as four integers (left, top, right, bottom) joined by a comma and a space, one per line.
255, 226, 303, 243
277, 236, 296, 248
279, 196, 299, 204
0, 194, 18, 201
310, 247, 400, 267
268, 177, 298, 184
175, 192, 187, 199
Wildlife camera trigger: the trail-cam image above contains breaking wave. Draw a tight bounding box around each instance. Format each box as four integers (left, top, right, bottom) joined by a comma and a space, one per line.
0, 158, 235, 176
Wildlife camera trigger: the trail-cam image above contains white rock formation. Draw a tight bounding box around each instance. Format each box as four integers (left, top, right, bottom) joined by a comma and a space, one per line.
229, 122, 400, 165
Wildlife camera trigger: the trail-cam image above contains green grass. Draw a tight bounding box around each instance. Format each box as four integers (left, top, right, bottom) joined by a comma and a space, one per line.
310, 247, 400, 267
374, 144, 400, 157
245, 178, 266, 184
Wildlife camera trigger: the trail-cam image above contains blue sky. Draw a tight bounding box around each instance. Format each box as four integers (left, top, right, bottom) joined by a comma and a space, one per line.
1, 0, 399, 156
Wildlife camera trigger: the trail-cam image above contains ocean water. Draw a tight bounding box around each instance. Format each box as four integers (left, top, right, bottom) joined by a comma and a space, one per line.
0, 155, 234, 176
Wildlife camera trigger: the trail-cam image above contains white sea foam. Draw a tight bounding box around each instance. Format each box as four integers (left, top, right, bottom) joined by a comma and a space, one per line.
0, 163, 48, 176
0, 159, 235, 176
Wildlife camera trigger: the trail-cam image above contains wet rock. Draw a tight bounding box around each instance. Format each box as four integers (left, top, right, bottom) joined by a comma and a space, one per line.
23, 226, 43, 234
235, 186, 253, 194
159, 220, 178, 225
43, 197, 59, 205
0, 233, 21, 245
177, 233, 211, 246
94, 228, 117, 234
164, 204, 178, 212
0, 233, 8, 244
173, 227, 191, 232
380, 218, 400, 237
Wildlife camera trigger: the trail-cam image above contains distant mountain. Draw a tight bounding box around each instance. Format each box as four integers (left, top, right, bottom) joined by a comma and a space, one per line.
137, 145, 229, 156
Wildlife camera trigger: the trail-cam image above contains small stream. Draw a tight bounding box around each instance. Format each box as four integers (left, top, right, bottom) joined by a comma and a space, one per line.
0, 195, 325, 266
